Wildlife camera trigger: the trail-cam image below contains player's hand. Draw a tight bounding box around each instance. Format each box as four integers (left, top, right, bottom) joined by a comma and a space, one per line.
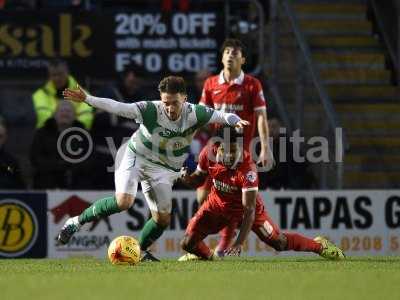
257, 146, 275, 171
179, 167, 190, 182
225, 244, 242, 256
234, 120, 250, 132
63, 84, 87, 102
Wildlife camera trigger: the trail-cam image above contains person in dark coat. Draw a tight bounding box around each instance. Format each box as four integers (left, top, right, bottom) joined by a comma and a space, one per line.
30, 101, 92, 189
0, 118, 25, 189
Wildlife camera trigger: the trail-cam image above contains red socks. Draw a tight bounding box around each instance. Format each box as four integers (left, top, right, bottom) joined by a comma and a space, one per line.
284, 233, 322, 254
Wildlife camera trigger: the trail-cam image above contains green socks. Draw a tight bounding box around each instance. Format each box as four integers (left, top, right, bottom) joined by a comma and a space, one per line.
139, 219, 168, 251
78, 197, 166, 251
78, 196, 121, 224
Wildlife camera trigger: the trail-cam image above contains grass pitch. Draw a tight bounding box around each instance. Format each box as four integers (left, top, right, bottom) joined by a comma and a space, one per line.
1, 257, 400, 300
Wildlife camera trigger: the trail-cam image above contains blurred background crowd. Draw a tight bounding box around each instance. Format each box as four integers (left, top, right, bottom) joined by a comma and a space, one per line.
1, 0, 399, 191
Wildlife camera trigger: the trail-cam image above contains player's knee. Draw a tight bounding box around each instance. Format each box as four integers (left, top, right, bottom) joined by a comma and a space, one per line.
152, 213, 171, 227
115, 193, 134, 210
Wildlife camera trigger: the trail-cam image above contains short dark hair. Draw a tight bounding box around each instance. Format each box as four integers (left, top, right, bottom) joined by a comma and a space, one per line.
220, 38, 246, 58
158, 76, 187, 94
216, 126, 243, 144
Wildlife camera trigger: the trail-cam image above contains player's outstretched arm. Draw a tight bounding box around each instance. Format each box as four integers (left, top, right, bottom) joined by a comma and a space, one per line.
210, 110, 250, 130
196, 105, 249, 130
226, 190, 257, 256
63, 85, 143, 120
63, 85, 88, 102
179, 167, 207, 188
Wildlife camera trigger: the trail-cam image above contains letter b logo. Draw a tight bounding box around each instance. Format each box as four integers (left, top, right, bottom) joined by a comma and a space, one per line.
0, 200, 38, 257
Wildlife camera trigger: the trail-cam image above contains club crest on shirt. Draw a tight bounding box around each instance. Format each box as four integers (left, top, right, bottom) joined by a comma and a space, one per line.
173, 141, 183, 149
159, 129, 173, 137
246, 171, 257, 183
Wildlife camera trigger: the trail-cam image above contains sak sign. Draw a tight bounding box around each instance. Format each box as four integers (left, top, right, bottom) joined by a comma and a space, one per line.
47, 190, 400, 259
0, 7, 224, 77
0, 11, 111, 76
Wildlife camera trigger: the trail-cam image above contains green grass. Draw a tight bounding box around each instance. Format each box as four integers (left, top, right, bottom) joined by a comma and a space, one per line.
1, 257, 400, 300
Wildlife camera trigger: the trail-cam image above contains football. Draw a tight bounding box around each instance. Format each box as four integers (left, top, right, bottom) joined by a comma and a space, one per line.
108, 236, 141, 265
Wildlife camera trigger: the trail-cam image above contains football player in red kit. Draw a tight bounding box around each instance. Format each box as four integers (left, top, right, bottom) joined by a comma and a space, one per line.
179, 127, 345, 261
197, 38, 274, 256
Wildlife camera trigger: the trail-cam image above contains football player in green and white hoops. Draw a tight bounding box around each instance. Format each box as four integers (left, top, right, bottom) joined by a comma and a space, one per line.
59, 76, 249, 261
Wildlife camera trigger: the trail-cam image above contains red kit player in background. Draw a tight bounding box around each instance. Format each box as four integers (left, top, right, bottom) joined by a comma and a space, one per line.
179, 127, 345, 261
198, 38, 274, 256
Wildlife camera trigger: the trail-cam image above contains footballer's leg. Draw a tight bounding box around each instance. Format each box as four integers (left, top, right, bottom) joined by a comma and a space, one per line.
214, 224, 237, 257
252, 208, 344, 259
180, 201, 227, 261
57, 146, 139, 245
139, 177, 175, 262
197, 177, 236, 257
251, 208, 322, 253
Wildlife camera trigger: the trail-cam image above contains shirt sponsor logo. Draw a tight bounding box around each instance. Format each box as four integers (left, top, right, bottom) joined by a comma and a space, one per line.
214, 103, 244, 112
213, 179, 239, 193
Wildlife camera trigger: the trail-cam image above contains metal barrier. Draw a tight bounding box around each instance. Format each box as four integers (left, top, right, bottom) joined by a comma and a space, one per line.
269, 0, 349, 189
370, 0, 400, 85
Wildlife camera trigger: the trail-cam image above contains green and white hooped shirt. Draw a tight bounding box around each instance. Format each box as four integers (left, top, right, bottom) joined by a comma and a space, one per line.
85, 96, 241, 172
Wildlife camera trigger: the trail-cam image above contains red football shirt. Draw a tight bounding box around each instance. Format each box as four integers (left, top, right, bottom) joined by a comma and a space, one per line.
197, 145, 263, 213
199, 71, 267, 152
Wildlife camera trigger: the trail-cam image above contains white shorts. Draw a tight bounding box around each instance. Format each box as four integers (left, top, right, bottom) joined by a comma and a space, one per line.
114, 143, 180, 214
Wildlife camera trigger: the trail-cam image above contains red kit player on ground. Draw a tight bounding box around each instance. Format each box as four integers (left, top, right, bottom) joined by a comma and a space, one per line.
179, 127, 345, 261
197, 38, 274, 255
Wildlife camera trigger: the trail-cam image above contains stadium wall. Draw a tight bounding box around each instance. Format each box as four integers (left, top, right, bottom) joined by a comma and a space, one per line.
1, 190, 399, 258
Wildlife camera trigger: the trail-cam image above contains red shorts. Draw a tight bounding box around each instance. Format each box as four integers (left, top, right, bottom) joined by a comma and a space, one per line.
185, 198, 281, 243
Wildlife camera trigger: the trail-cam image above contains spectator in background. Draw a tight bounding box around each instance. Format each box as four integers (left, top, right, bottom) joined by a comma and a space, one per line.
0, 118, 25, 189
96, 63, 152, 105
32, 59, 94, 130
30, 101, 92, 189
90, 64, 154, 189
187, 69, 212, 104
258, 116, 316, 190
